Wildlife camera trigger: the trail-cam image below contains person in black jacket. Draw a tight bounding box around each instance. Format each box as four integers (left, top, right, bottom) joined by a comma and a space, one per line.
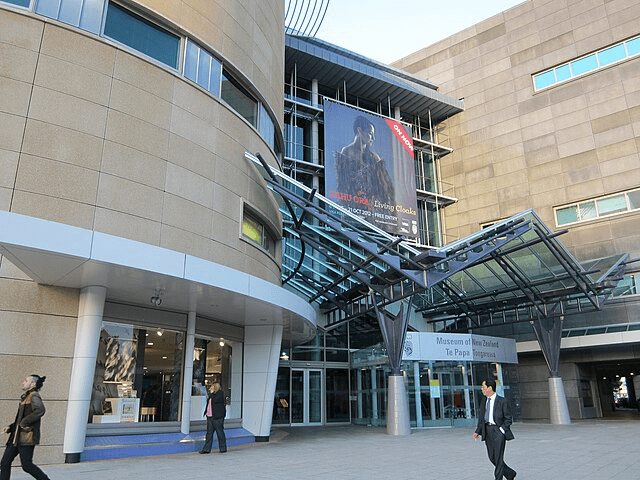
199, 382, 227, 454
473, 378, 517, 480
1, 375, 51, 480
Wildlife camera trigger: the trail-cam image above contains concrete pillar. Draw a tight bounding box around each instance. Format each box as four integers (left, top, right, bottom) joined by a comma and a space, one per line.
549, 377, 571, 425
63, 285, 106, 463
242, 323, 283, 441
387, 375, 411, 435
462, 363, 472, 419
180, 311, 196, 434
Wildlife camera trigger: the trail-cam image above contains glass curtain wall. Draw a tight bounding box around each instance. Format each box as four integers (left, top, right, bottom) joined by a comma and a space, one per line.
274, 325, 351, 425
350, 356, 518, 428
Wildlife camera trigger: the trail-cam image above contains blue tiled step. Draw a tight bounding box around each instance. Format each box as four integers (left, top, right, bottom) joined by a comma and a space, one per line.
81, 428, 254, 461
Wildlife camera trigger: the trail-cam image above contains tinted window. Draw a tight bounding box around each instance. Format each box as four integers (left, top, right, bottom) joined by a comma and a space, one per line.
597, 194, 626, 216
556, 206, 578, 225
259, 104, 275, 149
3, 0, 30, 6
578, 200, 596, 220
104, 2, 179, 69
222, 70, 257, 126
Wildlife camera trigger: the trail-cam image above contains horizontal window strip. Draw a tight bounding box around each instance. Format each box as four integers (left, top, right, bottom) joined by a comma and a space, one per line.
533, 35, 640, 91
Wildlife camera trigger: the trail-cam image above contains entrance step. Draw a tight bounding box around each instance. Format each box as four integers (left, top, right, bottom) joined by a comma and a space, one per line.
81, 428, 254, 461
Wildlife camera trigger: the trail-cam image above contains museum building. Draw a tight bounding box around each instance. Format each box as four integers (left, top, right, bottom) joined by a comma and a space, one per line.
392, 0, 640, 420
0, 0, 639, 466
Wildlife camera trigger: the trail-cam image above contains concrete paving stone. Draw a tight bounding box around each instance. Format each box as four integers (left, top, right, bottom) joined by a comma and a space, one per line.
4, 417, 640, 480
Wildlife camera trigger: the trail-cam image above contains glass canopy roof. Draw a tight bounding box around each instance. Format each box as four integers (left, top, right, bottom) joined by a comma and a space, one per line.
247, 153, 628, 333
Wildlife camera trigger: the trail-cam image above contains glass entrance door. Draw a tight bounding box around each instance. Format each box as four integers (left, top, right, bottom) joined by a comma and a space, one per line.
291, 369, 323, 425
419, 362, 476, 428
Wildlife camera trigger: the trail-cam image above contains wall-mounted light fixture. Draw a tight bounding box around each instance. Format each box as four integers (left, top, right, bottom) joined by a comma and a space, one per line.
150, 289, 164, 306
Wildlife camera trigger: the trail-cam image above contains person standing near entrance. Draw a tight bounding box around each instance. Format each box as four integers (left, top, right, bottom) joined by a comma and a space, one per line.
200, 382, 227, 454
1, 375, 51, 480
473, 378, 516, 480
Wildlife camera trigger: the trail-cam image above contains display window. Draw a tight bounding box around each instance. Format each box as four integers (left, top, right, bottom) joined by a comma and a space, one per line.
191, 337, 239, 420
89, 322, 185, 424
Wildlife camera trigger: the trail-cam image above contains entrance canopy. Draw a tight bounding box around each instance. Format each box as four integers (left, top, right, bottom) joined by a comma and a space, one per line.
247, 152, 628, 333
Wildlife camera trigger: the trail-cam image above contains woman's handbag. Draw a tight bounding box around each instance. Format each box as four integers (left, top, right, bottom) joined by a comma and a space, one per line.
19, 427, 34, 444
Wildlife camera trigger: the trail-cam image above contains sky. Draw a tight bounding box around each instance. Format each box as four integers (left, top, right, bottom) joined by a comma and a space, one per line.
314, 0, 525, 64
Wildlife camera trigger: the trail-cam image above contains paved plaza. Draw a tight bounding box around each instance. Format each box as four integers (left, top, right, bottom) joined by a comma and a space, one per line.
6, 416, 640, 480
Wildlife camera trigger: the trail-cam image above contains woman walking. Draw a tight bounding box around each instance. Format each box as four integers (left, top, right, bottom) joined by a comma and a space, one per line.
199, 382, 227, 454
1, 375, 51, 480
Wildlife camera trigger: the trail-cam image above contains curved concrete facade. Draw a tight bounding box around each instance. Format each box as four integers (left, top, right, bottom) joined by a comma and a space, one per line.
1, 5, 283, 281
0, 1, 312, 464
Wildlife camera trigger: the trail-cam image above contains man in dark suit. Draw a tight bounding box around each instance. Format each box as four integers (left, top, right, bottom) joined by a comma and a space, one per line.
473, 378, 516, 480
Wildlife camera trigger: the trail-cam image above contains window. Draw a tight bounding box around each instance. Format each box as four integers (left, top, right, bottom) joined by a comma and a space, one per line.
284, 117, 312, 162
2, 0, 30, 6
12, 1, 279, 153
533, 35, 640, 91
599, 44, 625, 66
104, 2, 180, 69
242, 209, 276, 256
222, 69, 257, 127
570, 54, 597, 76
554, 188, 640, 226
184, 39, 222, 96
597, 194, 626, 217
192, 337, 240, 419
89, 322, 184, 423
259, 103, 275, 150
628, 37, 640, 56
36, 0, 104, 34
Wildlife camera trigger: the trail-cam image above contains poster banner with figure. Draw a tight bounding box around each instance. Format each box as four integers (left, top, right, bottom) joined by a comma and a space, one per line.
324, 100, 419, 239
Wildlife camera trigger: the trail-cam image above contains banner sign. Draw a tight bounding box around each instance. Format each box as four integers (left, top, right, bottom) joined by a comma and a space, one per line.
324, 100, 419, 239
402, 332, 518, 364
